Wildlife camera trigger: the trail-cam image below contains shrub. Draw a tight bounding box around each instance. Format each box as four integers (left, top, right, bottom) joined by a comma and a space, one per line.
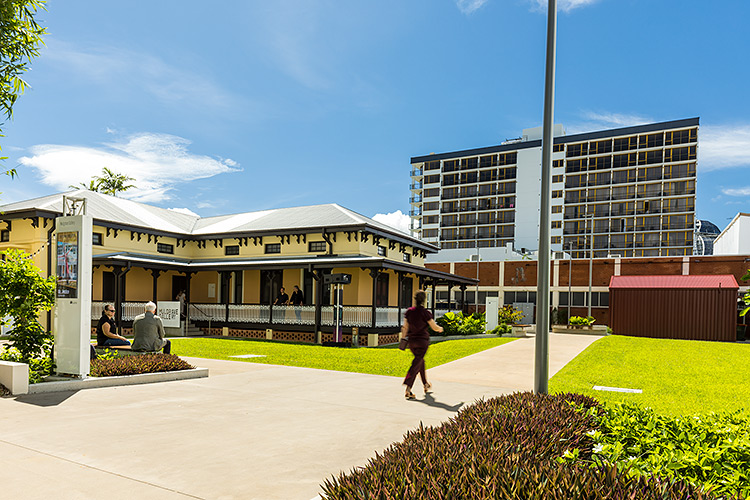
583, 402, 750, 498
321, 392, 714, 499
434, 311, 460, 336
435, 311, 487, 336
569, 315, 596, 326
90, 354, 194, 377
0, 249, 56, 381
489, 323, 512, 336
498, 304, 524, 325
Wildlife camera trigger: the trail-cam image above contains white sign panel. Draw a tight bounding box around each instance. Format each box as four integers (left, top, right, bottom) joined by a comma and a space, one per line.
54, 214, 92, 377
157, 301, 181, 328
485, 297, 499, 330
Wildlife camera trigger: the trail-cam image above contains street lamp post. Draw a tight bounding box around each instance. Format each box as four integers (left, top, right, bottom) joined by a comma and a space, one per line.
588, 213, 594, 318
567, 241, 572, 322
534, 0, 557, 395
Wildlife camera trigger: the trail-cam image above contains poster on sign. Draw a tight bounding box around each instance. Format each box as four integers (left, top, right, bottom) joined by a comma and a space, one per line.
157, 301, 181, 328
56, 231, 79, 298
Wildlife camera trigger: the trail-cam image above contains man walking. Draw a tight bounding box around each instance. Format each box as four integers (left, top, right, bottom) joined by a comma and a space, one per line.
132, 301, 171, 354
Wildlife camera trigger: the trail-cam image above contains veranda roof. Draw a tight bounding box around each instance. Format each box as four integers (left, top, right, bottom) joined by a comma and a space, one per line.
92, 252, 477, 286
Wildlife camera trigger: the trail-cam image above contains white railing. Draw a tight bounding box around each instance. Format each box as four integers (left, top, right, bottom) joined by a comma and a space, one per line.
97, 302, 403, 328
376, 307, 401, 327
271, 305, 316, 325
189, 303, 225, 322
228, 304, 269, 323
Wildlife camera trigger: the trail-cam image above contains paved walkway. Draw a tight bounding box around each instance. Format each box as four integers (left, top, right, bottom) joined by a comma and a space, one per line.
0, 333, 601, 500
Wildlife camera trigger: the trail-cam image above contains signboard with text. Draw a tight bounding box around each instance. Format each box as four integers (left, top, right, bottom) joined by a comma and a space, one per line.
157, 301, 181, 328
56, 231, 79, 298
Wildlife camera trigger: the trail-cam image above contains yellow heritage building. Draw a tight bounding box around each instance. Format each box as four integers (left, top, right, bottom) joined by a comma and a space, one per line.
0, 191, 474, 345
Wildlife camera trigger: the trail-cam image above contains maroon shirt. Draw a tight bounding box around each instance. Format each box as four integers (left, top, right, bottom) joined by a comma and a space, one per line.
405, 306, 433, 342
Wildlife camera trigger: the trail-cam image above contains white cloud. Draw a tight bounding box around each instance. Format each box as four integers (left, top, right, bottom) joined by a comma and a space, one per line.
44, 40, 242, 111
721, 187, 750, 197
372, 210, 412, 235
699, 124, 750, 171
565, 111, 653, 134
168, 207, 200, 217
528, 0, 602, 13
456, 0, 488, 15
19, 132, 240, 203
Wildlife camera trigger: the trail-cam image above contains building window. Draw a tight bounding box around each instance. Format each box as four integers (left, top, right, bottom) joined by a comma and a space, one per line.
551, 221, 561, 229
225, 245, 239, 255
552, 190, 563, 198
552, 174, 563, 183
553, 159, 564, 168
265, 243, 281, 254
308, 241, 326, 253
552, 205, 562, 214
403, 253, 411, 262
92, 232, 102, 245
553, 144, 564, 153
551, 236, 561, 244
377, 245, 387, 256
1, 230, 10, 242
157, 243, 174, 254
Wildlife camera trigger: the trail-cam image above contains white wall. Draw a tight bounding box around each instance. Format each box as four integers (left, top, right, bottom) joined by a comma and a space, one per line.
714, 214, 750, 254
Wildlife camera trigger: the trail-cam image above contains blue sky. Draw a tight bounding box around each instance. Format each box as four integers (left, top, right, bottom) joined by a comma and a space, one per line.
2, 0, 749, 233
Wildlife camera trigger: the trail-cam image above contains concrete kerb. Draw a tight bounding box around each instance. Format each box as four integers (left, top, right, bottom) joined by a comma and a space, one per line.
28, 367, 209, 394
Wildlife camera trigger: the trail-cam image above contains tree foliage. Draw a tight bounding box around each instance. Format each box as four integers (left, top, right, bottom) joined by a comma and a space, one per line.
70, 167, 136, 196
0, 249, 55, 365
0, 0, 47, 170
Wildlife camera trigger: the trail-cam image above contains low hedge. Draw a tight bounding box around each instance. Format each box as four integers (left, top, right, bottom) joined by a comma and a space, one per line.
321, 392, 712, 499
90, 353, 194, 377
584, 402, 750, 498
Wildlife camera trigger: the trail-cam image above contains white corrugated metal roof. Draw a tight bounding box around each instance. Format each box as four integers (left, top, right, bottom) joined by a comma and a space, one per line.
1, 191, 431, 249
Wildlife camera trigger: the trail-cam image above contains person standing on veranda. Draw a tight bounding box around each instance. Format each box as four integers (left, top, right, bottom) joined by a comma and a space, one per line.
401, 290, 443, 400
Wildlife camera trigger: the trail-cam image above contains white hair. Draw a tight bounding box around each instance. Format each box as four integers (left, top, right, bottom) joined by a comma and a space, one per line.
145, 301, 157, 312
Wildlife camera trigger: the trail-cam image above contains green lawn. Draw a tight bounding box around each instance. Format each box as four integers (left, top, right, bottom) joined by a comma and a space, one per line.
171, 337, 514, 377
549, 335, 750, 416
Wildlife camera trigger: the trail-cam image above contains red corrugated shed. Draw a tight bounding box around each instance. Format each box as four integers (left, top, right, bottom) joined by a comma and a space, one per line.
609, 275, 738, 342
610, 275, 739, 289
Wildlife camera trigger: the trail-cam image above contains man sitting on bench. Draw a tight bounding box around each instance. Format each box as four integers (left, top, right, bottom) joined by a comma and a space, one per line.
131, 301, 171, 354
96, 304, 131, 348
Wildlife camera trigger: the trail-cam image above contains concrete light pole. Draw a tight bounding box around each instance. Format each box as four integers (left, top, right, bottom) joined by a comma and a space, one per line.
534, 0, 557, 395
588, 213, 594, 318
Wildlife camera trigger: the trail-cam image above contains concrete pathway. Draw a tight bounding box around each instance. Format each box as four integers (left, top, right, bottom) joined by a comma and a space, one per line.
0, 333, 602, 500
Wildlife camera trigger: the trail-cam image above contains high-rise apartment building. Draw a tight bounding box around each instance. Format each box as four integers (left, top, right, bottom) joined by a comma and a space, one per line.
410, 118, 698, 260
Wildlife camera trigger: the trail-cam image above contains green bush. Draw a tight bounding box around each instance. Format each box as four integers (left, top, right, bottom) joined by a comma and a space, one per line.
90, 354, 194, 377
498, 304, 524, 325
321, 392, 714, 499
0, 249, 56, 382
570, 315, 596, 326
583, 402, 750, 498
435, 311, 487, 336
489, 323, 512, 336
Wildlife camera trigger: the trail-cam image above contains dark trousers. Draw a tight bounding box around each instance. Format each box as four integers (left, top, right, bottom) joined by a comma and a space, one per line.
403, 344, 428, 389
163, 339, 171, 355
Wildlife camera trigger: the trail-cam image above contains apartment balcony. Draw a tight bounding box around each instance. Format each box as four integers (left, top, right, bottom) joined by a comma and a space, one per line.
410, 168, 423, 177
409, 209, 421, 217
409, 196, 422, 204
410, 182, 422, 191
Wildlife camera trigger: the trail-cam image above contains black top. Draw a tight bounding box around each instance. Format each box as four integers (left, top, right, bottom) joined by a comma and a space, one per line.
290, 290, 304, 305
96, 314, 116, 346
405, 306, 433, 342
274, 292, 289, 305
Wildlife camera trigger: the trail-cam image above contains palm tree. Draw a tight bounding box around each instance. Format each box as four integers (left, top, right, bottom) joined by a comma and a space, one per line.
69, 167, 135, 196
95, 167, 135, 196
